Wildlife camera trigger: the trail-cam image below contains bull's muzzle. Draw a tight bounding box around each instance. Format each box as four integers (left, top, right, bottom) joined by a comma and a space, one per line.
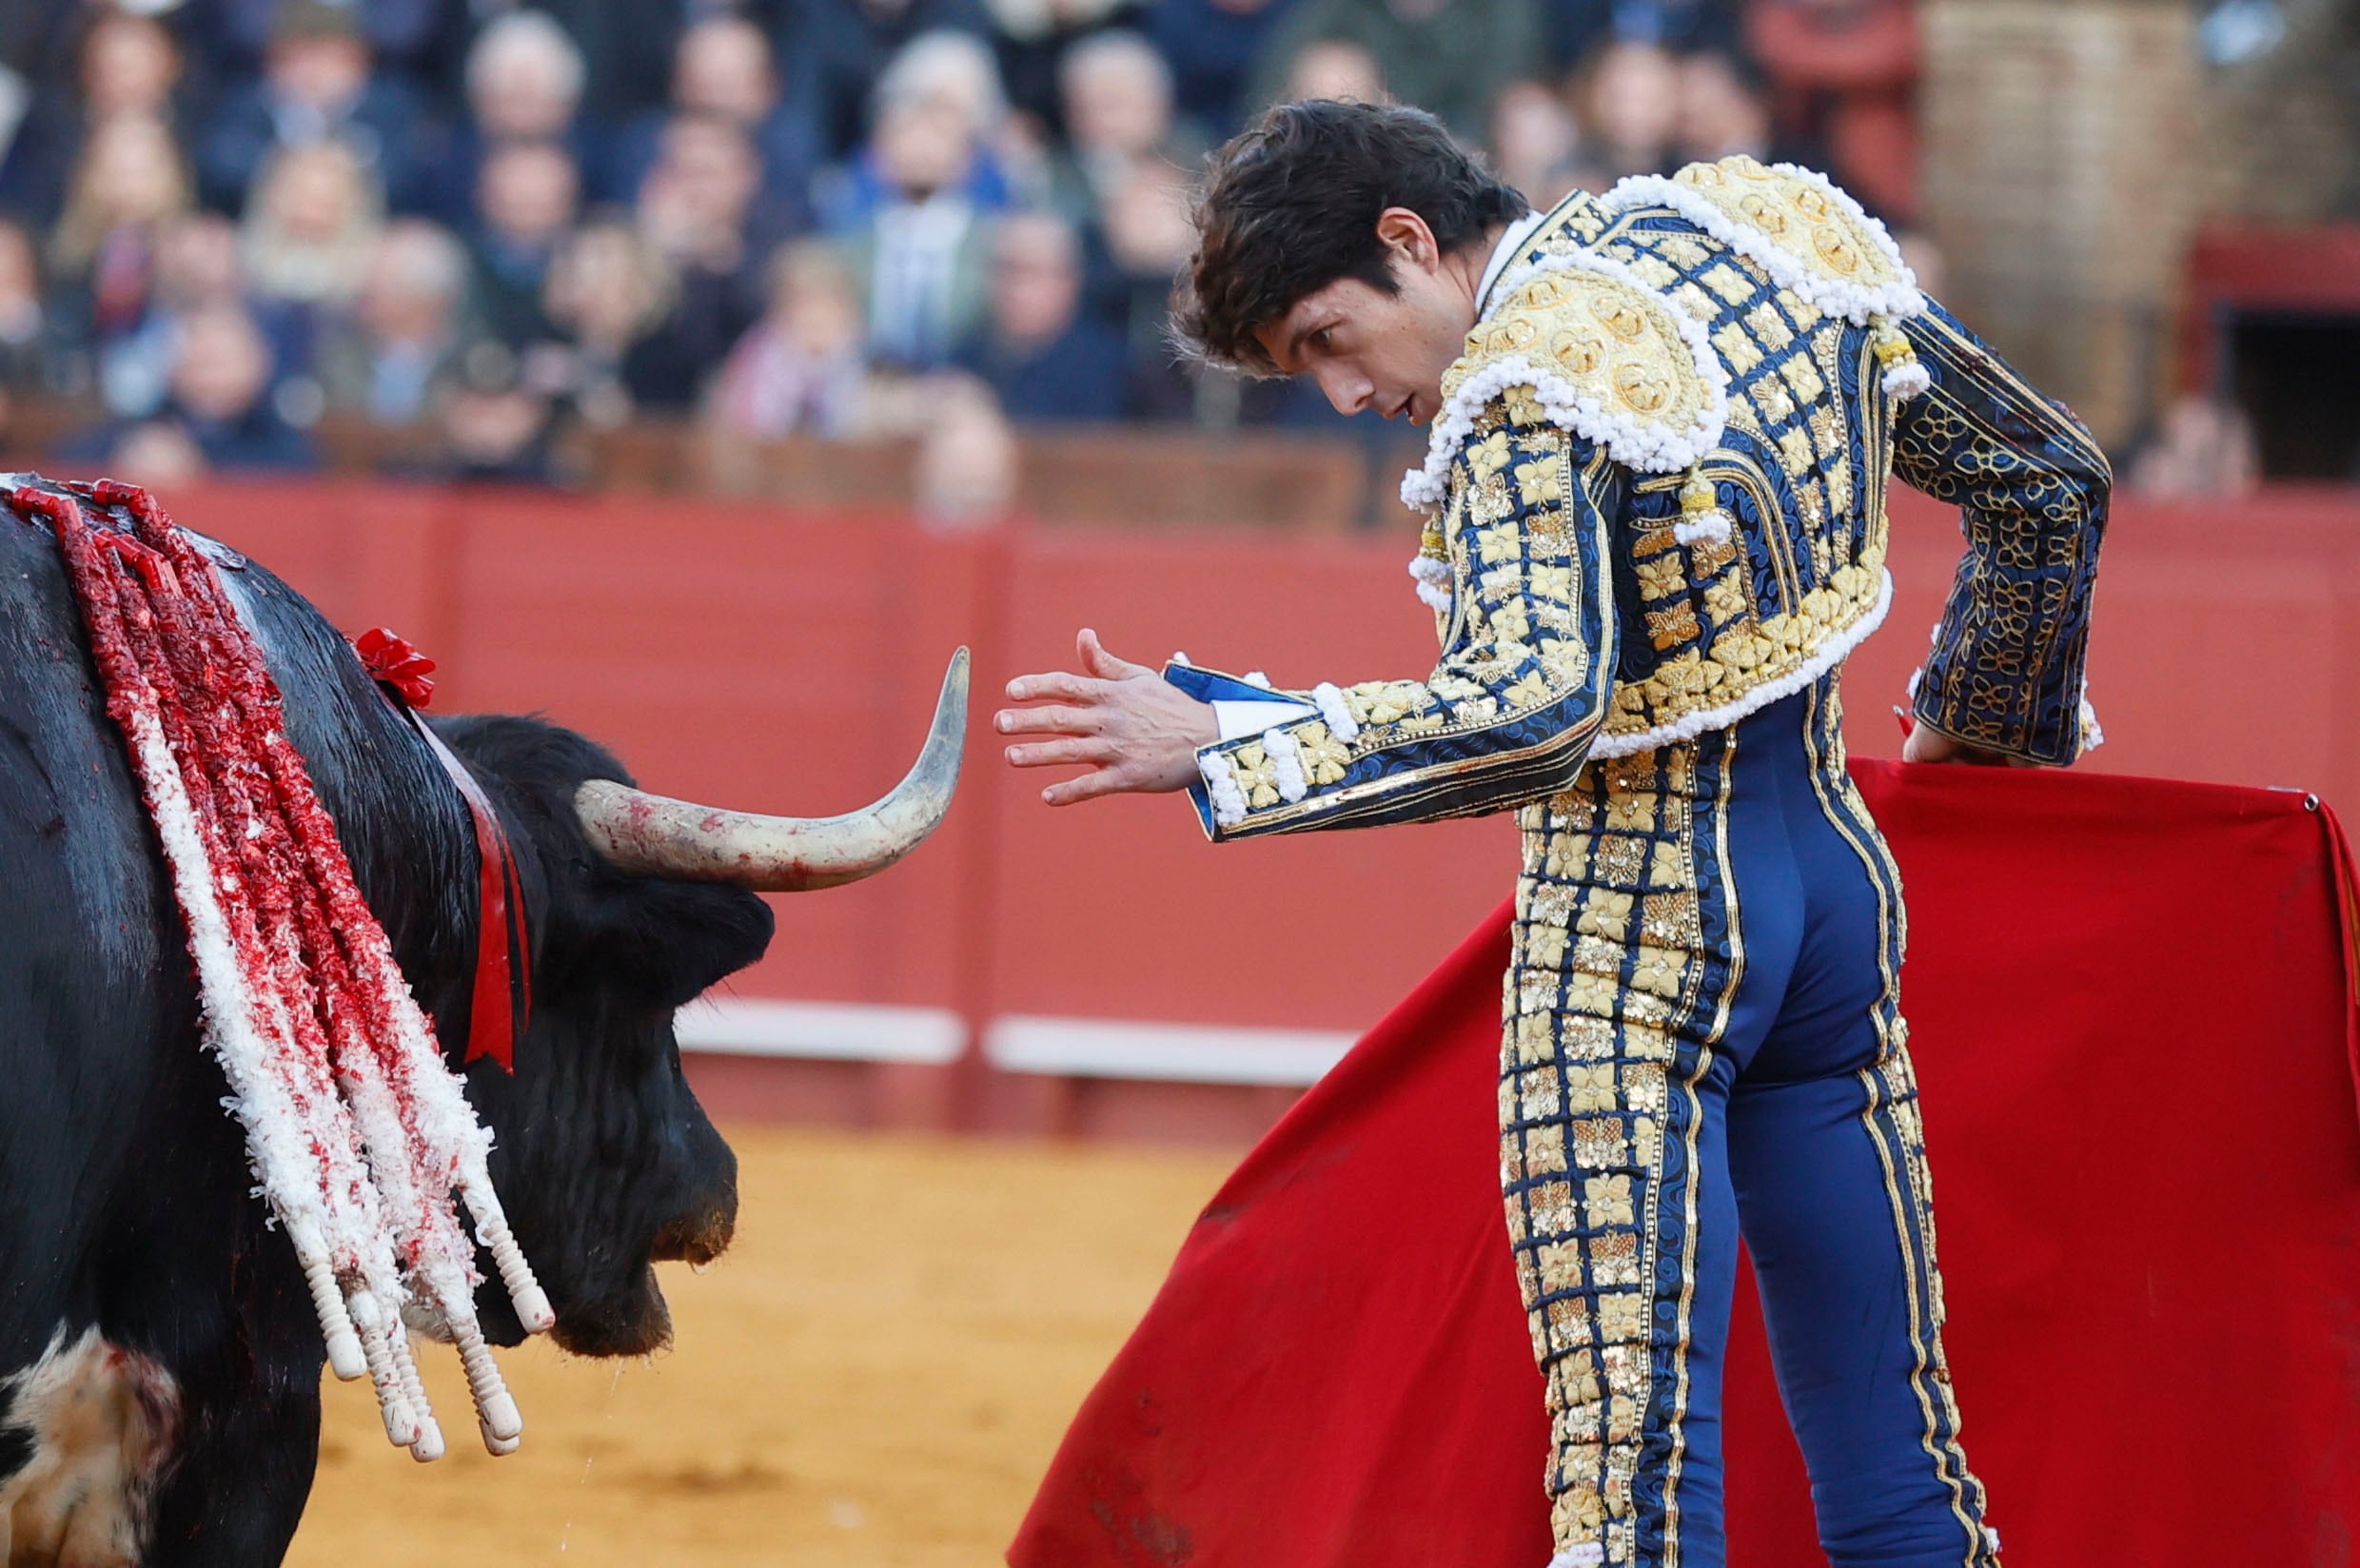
572, 648, 967, 892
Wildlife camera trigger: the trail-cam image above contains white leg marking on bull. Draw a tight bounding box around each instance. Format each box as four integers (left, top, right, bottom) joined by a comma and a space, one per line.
0, 1326, 181, 1568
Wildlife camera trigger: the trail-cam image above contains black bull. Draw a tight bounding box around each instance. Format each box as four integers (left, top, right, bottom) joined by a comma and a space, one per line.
0, 490, 957, 1564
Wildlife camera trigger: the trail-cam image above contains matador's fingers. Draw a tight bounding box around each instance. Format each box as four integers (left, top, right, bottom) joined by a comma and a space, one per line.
1006, 736, 1117, 769
1041, 766, 1132, 806
1005, 671, 1108, 704
994, 704, 1102, 736
1077, 628, 1153, 681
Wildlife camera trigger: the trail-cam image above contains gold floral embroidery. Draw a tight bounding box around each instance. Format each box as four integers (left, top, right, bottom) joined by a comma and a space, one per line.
1564, 1064, 1618, 1114
1645, 603, 1701, 651
1745, 301, 1794, 350
1576, 890, 1635, 940
1229, 742, 1278, 807
1291, 721, 1349, 783
1669, 282, 1718, 321
1711, 321, 1762, 375
1468, 429, 1513, 481
1701, 264, 1753, 304
1635, 555, 1686, 601
1701, 569, 1748, 621
1346, 679, 1426, 725
1585, 1176, 1636, 1226
1777, 425, 1816, 480
1505, 669, 1559, 710
1516, 459, 1564, 507
1545, 831, 1593, 878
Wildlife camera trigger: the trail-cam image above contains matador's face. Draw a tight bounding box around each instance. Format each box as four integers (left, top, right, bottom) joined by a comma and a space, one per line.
1251, 208, 1485, 429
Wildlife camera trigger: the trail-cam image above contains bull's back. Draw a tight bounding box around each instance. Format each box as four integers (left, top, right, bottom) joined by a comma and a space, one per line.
0, 509, 185, 1359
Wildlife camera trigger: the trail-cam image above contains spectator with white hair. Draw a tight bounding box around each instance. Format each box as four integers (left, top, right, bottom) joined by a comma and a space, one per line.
819, 29, 1015, 230
985, 0, 1146, 140
315, 216, 473, 422
828, 86, 998, 370
420, 10, 609, 223
775, 0, 995, 162
1047, 29, 1202, 222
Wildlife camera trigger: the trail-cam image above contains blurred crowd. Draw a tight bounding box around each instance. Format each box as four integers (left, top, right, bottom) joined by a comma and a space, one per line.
0, 0, 1932, 498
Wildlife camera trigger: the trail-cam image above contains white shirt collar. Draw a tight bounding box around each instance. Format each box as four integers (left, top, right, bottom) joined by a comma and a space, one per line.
1476, 207, 1550, 317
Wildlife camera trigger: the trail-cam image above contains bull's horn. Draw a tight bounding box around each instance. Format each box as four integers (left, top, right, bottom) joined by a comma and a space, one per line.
574, 648, 968, 892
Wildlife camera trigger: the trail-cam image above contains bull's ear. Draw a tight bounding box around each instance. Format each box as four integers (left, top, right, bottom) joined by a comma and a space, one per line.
578, 878, 777, 1009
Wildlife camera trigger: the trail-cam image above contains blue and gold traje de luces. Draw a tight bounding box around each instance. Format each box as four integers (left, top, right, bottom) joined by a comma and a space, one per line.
1164, 154, 2108, 1568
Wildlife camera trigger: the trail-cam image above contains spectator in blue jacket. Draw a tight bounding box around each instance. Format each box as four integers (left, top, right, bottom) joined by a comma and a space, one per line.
1141, 0, 1296, 137
954, 209, 1125, 423
66, 300, 317, 473
195, 1, 432, 215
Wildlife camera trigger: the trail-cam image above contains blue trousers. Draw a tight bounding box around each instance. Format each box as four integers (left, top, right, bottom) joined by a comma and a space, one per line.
1502, 676, 1997, 1568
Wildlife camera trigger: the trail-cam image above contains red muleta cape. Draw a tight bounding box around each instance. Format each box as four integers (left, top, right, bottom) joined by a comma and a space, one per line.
1011, 761, 2360, 1568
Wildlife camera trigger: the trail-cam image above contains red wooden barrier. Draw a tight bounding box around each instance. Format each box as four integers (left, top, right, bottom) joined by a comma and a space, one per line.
126, 475, 2360, 1136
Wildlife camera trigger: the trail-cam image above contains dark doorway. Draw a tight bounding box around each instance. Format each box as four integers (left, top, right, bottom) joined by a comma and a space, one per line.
2229, 312, 2360, 480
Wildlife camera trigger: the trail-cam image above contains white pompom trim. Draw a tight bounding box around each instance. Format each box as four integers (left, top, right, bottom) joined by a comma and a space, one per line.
1244, 671, 1272, 689
1198, 751, 1247, 827
2077, 691, 2105, 753
1400, 249, 1732, 514
1882, 360, 1933, 400
1673, 510, 1734, 545
1310, 682, 1360, 743
1409, 553, 1455, 613
1261, 726, 1308, 804
1599, 163, 1925, 326
1588, 570, 1893, 757
1548, 1548, 1605, 1568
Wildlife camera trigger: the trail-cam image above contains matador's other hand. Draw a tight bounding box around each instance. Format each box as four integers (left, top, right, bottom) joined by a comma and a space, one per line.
996, 629, 1219, 806
1899, 715, 2031, 767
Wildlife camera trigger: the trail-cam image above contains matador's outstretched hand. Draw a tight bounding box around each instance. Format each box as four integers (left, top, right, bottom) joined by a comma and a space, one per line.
996, 629, 1218, 806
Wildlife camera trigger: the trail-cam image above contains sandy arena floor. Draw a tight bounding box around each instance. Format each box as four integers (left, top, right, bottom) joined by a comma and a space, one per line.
286, 1127, 1235, 1568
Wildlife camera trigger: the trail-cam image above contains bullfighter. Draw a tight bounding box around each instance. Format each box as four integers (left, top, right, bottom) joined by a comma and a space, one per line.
996, 100, 2107, 1568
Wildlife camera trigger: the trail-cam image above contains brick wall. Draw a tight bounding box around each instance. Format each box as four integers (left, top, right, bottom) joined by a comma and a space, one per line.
1921, 1, 2202, 448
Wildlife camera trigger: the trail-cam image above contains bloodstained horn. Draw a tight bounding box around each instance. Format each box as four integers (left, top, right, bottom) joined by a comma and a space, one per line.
573, 648, 968, 892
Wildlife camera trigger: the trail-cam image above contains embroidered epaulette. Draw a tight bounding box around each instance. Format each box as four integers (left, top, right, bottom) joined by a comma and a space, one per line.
1603, 155, 1932, 397
1401, 256, 1728, 513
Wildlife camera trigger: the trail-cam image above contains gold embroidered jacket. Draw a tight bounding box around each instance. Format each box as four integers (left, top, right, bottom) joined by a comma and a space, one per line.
1173, 156, 2110, 842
